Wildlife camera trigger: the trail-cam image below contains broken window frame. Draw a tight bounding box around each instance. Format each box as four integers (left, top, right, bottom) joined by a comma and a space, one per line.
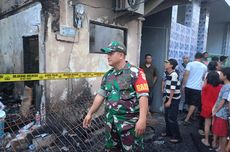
89, 20, 127, 54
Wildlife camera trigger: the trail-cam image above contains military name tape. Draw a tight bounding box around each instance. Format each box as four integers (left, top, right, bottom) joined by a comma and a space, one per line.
0, 72, 105, 82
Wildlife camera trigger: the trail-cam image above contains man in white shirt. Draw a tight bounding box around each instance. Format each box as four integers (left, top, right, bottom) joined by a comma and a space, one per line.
177, 55, 189, 113
182, 52, 207, 125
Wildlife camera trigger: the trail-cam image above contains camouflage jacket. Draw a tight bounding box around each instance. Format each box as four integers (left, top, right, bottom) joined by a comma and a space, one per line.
97, 62, 149, 118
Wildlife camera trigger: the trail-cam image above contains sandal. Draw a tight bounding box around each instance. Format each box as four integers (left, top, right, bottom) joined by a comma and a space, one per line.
201, 138, 210, 147
212, 141, 217, 149
169, 138, 182, 144
161, 132, 172, 137
215, 147, 221, 152
161, 133, 167, 137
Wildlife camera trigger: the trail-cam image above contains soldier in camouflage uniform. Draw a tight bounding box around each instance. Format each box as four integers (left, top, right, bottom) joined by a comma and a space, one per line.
83, 41, 149, 152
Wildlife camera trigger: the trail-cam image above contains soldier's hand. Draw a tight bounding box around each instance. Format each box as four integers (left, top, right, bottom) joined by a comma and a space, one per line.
83, 113, 92, 128
135, 119, 146, 136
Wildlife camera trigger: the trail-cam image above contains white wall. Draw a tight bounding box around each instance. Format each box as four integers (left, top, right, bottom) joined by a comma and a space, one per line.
0, 3, 41, 74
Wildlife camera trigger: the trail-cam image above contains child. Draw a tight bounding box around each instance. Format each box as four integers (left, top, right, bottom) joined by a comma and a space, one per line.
200, 71, 222, 146
212, 67, 230, 152
225, 81, 230, 152
161, 59, 182, 143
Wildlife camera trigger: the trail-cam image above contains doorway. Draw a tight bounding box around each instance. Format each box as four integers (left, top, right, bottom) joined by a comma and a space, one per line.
140, 26, 168, 112
23, 35, 40, 108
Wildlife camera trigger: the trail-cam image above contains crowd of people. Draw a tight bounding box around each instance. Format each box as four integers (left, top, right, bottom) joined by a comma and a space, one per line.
139, 51, 230, 151
157, 51, 230, 152
82, 40, 230, 152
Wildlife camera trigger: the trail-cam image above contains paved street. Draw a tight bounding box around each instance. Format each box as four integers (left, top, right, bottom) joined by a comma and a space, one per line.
144, 113, 216, 152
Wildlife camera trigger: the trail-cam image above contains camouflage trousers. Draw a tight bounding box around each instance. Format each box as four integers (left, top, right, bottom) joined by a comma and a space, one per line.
104, 116, 144, 152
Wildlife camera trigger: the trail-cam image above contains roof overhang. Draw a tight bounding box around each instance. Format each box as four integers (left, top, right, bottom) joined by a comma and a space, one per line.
144, 0, 191, 17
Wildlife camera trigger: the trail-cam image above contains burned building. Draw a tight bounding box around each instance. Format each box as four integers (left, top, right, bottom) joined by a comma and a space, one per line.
0, 0, 148, 112
0, 0, 157, 151
2, 0, 229, 151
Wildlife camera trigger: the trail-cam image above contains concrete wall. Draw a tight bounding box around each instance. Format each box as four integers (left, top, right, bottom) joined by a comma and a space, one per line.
0, 3, 42, 96
44, 0, 142, 105
0, 3, 44, 97
0, 3, 41, 74
206, 23, 226, 54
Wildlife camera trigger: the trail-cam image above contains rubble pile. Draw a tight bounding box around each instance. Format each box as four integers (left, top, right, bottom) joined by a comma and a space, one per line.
0, 96, 105, 152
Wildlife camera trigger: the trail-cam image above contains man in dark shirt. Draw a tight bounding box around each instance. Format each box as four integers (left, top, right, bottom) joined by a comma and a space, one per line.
141, 54, 157, 112
220, 55, 228, 68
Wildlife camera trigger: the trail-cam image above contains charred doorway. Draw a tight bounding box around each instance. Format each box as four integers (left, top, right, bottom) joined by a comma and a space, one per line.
23, 35, 41, 110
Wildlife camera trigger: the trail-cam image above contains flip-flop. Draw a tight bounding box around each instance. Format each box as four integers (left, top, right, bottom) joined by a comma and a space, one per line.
161, 133, 167, 137
201, 138, 210, 147
215, 147, 221, 152
169, 138, 182, 144
211, 142, 218, 149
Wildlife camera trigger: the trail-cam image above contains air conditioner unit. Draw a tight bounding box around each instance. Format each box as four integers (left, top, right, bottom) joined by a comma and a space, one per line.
113, 0, 144, 15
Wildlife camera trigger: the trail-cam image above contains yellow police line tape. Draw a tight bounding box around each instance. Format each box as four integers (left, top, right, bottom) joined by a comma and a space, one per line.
0, 72, 105, 82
